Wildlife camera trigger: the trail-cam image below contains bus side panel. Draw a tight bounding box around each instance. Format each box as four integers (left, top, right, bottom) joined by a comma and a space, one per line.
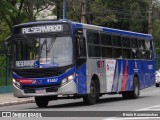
124, 60, 135, 91
106, 59, 155, 93
86, 59, 107, 94
111, 60, 123, 92
142, 60, 155, 88
111, 60, 133, 93
106, 59, 130, 93
125, 60, 155, 91
76, 64, 87, 94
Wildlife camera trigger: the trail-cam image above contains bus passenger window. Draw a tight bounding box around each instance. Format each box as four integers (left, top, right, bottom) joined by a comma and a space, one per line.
132, 49, 138, 59
88, 45, 100, 57
122, 37, 130, 47
145, 40, 151, 50
112, 35, 121, 47
138, 50, 146, 59
101, 34, 112, 46
131, 38, 138, 48
138, 40, 145, 50
123, 49, 131, 59
145, 40, 152, 60
102, 47, 112, 58
113, 48, 122, 59
87, 30, 101, 58
137, 39, 146, 59
87, 31, 100, 45
145, 50, 151, 59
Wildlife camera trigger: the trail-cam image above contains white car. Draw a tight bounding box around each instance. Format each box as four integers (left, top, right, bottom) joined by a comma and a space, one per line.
155, 71, 160, 87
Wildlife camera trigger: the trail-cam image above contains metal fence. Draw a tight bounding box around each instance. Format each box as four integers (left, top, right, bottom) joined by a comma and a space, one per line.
0, 54, 11, 86
155, 54, 160, 71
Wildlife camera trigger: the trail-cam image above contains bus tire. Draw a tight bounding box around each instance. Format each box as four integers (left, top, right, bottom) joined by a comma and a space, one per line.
122, 92, 129, 99
130, 77, 140, 99
155, 83, 159, 87
35, 96, 49, 108
122, 77, 139, 99
83, 80, 98, 105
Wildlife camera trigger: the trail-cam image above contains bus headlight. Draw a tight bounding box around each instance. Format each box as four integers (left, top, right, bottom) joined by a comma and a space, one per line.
12, 79, 20, 88
12, 79, 16, 84
61, 74, 74, 86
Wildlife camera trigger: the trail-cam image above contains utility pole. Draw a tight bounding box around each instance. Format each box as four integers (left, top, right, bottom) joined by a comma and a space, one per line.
63, 0, 66, 19
148, 0, 152, 34
81, 0, 87, 23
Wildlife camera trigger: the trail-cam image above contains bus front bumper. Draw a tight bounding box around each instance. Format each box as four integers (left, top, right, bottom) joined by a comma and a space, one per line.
13, 80, 77, 98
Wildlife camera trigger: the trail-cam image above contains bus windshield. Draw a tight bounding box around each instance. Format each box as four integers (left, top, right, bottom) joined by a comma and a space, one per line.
13, 36, 73, 68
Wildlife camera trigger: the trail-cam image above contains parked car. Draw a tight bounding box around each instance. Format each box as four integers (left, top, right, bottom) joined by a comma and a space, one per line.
155, 70, 160, 87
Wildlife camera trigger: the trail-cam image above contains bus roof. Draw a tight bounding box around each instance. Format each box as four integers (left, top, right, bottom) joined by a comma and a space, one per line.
14, 19, 153, 39
73, 22, 153, 39
14, 20, 69, 27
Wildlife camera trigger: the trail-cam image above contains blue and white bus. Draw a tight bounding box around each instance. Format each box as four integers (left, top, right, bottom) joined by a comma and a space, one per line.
11, 19, 155, 107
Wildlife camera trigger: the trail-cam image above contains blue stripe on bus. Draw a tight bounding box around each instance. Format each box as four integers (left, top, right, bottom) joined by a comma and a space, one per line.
75, 23, 83, 28
76, 64, 87, 94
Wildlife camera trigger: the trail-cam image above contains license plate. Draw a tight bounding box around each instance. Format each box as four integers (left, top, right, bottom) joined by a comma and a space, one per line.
35, 89, 46, 94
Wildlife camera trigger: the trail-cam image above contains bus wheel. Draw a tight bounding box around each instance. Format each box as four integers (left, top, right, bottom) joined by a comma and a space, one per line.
35, 96, 49, 108
122, 77, 139, 99
122, 92, 129, 99
155, 83, 159, 87
83, 80, 97, 105
131, 77, 140, 99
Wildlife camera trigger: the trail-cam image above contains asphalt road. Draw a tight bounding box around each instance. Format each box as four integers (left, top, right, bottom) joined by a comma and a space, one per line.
1, 86, 160, 120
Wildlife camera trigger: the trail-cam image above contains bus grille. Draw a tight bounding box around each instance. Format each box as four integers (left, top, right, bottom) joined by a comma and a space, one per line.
12, 65, 73, 78
23, 85, 60, 93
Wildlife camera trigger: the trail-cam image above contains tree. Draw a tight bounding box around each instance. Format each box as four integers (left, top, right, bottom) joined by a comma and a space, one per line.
24, 0, 55, 21
0, 0, 55, 32
152, 0, 160, 51
0, 0, 25, 31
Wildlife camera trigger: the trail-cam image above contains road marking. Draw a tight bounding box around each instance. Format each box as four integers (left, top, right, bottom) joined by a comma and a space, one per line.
102, 117, 160, 120
141, 88, 160, 95
135, 104, 160, 111
102, 104, 160, 120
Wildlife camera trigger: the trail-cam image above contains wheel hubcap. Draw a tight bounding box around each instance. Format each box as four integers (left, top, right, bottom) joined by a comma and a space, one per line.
90, 84, 96, 100
134, 82, 139, 96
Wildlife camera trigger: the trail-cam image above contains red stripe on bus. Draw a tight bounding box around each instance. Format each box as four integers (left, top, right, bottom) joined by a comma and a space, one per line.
16, 79, 33, 84
122, 62, 128, 91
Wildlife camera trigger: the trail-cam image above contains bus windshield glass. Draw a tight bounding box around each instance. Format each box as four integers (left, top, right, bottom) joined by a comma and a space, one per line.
13, 36, 73, 68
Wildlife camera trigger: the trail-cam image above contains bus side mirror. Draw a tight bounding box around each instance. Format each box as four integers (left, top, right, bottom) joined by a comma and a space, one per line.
76, 36, 86, 58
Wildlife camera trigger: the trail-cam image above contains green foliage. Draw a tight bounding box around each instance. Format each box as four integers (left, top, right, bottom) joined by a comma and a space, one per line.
66, 0, 81, 22
89, 0, 117, 26
152, 0, 160, 50
153, 20, 160, 48
0, 22, 10, 49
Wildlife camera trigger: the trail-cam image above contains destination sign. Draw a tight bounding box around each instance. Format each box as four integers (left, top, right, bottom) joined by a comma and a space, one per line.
22, 25, 63, 34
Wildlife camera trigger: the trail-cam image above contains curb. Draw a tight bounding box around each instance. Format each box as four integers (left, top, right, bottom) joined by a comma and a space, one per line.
0, 99, 35, 107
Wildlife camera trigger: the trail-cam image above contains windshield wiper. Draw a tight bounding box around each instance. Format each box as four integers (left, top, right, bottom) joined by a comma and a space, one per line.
21, 34, 30, 44
46, 36, 56, 53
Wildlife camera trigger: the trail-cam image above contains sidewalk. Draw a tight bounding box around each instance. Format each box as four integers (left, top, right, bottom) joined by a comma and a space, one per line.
0, 93, 34, 107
